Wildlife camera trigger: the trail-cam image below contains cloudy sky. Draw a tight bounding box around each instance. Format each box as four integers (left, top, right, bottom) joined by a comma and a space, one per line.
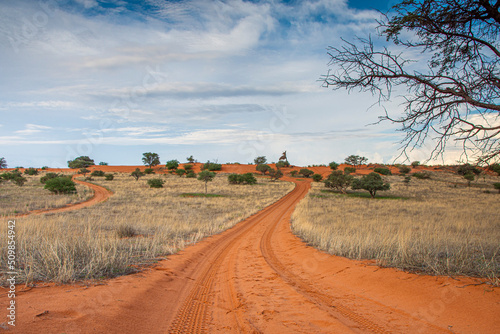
1, 0, 458, 168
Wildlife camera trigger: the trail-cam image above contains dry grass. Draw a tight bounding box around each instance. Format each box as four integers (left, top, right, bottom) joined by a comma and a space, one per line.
291, 171, 500, 284
0, 173, 293, 284
0, 173, 93, 216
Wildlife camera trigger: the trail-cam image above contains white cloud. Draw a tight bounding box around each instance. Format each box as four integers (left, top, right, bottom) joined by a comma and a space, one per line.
15, 124, 53, 136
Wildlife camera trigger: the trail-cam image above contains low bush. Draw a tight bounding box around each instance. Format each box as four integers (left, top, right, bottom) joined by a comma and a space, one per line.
493, 183, 500, 194
105, 174, 114, 181
344, 167, 356, 174
290, 170, 298, 177
44, 177, 77, 194
202, 161, 222, 171
40, 173, 62, 184
166, 160, 179, 170
175, 169, 186, 177
299, 168, 314, 178
91, 170, 105, 177
147, 178, 165, 188
183, 164, 193, 171
144, 168, 155, 174
185, 170, 196, 178
276, 161, 290, 168
24, 167, 39, 175
116, 224, 138, 238
374, 167, 392, 175
312, 174, 323, 182
399, 166, 411, 174
412, 171, 431, 179
228, 173, 257, 185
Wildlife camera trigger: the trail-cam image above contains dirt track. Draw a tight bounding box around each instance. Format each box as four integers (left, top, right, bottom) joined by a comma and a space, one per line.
6, 173, 499, 333
13, 175, 112, 217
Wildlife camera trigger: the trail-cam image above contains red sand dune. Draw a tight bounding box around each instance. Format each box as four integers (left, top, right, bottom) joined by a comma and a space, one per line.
1, 165, 498, 333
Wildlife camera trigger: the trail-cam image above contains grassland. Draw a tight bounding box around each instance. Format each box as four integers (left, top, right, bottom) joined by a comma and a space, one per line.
0, 173, 94, 216
291, 171, 500, 284
0, 172, 293, 285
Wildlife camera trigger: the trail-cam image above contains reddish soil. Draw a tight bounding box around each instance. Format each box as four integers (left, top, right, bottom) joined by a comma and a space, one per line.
2, 166, 498, 333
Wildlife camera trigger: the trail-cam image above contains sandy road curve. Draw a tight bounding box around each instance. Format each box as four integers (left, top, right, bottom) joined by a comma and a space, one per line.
12, 175, 112, 217
6, 177, 499, 333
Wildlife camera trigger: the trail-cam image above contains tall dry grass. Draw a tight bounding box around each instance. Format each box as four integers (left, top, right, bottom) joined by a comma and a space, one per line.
0, 173, 93, 216
291, 171, 500, 284
1, 173, 293, 284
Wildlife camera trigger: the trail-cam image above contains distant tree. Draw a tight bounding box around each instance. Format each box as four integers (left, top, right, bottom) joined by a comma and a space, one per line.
131, 168, 145, 181
290, 170, 298, 177
299, 168, 314, 178
91, 170, 105, 177
0, 157, 7, 169
228, 173, 257, 185
142, 152, 160, 168
312, 174, 323, 182
44, 177, 77, 194
329, 162, 339, 170
99, 162, 108, 166
144, 168, 155, 174
68, 156, 94, 169
457, 164, 481, 177
352, 173, 391, 198
197, 170, 216, 193
79, 168, 90, 177
344, 155, 368, 166
256, 164, 271, 175
411, 161, 420, 168
105, 174, 114, 181
166, 159, 180, 170
175, 169, 186, 177
254, 156, 267, 165
324, 170, 354, 193
40, 172, 62, 184
268, 168, 283, 181
186, 155, 196, 163
276, 160, 290, 168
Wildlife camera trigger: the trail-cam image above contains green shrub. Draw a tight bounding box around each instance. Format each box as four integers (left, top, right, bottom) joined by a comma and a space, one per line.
269, 168, 284, 181
40, 173, 64, 184
344, 167, 356, 174
457, 163, 481, 176
411, 161, 420, 167
79, 168, 90, 176
312, 174, 323, 182
276, 161, 290, 168
105, 174, 114, 181
399, 166, 411, 174
1, 171, 26, 186
185, 170, 196, 178
183, 164, 193, 171
324, 170, 353, 193
198, 170, 216, 193
175, 169, 186, 177
41, 166, 48, 170
166, 159, 180, 170
374, 167, 392, 175
488, 163, 500, 176
299, 168, 314, 178
24, 167, 39, 175
147, 178, 165, 188
329, 162, 339, 170
254, 156, 267, 164
44, 177, 77, 194
91, 170, 105, 177
493, 183, 500, 193
228, 173, 257, 185
412, 171, 431, 179
144, 168, 155, 174
202, 161, 222, 171
290, 170, 298, 177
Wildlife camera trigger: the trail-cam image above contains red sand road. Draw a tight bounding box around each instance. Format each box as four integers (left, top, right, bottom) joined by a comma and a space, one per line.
1, 166, 499, 333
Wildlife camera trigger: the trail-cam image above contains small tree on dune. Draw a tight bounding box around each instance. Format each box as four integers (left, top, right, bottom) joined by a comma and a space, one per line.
256, 164, 271, 175
268, 168, 283, 181
254, 156, 267, 165
131, 168, 145, 181
329, 162, 339, 170
324, 170, 353, 193
0, 157, 7, 169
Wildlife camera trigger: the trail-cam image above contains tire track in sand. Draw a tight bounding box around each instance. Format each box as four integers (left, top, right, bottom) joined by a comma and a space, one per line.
12, 175, 112, 217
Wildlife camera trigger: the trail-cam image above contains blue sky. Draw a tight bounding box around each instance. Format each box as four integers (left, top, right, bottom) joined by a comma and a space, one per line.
0, 0, 460, 168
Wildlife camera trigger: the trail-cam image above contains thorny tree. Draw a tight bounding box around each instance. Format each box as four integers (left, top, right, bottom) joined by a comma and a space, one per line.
321, 0, 500, 164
